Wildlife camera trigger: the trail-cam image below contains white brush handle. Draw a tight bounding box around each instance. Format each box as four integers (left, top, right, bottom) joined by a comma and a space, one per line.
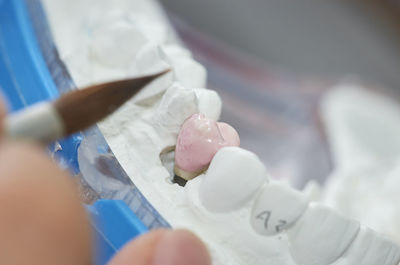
4, 102, 64, 143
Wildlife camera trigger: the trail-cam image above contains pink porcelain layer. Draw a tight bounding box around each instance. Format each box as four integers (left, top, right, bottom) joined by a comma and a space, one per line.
175, 113, 240, 175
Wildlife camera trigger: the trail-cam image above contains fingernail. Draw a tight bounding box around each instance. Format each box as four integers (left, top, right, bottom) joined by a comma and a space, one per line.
152, 230, 211, 265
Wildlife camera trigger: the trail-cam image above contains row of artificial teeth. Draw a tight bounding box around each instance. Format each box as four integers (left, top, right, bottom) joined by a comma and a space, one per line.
194, 146, 400, 265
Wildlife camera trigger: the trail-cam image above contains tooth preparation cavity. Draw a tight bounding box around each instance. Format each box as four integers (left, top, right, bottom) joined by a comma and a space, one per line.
174, 114, 240, 180
43, 0, 400, 264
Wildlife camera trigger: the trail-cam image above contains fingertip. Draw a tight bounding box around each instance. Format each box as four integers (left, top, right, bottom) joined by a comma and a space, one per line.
0, 94, 8, 136
152, 229, 211, 265
108, 229, 170, 265
0, 140, 92, 265
109, 229, 211, 265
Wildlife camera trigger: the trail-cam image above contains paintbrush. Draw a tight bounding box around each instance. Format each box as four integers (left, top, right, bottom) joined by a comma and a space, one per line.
4, 70, 168, 143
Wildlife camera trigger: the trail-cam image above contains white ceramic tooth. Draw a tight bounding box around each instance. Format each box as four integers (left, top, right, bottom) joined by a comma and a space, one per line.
151, 44, 206, 88
199, 146, 268, 212
166, 56, 207, 88
134, 43, 171, 75
135, 20, 168, 44
90, 20, 147, 67
130, 44, 174, 103
162, 44, 192, 58
332, 226, 400, 265
161, 43, 206, 88
250, 181, 308, 236
194, 88, 222, 121
287, 203, 360, 265
302, 180, 322, 202
152, 83, 197, 137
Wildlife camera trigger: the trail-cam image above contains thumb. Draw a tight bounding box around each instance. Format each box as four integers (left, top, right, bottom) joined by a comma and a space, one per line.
108, 229, 211, 265
0, 95, 7, 137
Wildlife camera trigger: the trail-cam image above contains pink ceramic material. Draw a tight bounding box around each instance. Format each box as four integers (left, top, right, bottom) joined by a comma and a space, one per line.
174, 113, 240, 179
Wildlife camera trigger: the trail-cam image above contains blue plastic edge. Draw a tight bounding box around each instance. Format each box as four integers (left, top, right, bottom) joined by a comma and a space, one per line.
87, 200, 149, 265
0, 0, 81, 174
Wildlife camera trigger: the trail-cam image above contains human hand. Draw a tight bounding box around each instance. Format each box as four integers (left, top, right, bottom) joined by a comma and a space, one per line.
0, 97, 211, 265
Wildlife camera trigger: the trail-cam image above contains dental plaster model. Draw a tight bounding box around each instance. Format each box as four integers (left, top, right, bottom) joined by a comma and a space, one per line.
42, 0, 400, 264
174, 113, 240, 180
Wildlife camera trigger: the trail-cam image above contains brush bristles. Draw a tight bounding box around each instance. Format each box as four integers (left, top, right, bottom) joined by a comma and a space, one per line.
54, 71, 168, 135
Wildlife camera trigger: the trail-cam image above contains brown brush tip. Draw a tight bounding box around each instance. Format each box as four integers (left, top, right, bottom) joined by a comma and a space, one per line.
54, 70, 170, 135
